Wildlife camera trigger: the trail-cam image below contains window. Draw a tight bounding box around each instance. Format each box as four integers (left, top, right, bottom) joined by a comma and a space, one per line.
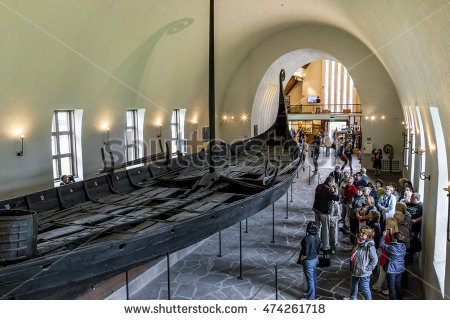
322, 60, 356, 112
126, 110, 139, 162
430, 107, 448, 297
171, 108, 186, 155
415, 106, 426, 197
408, 106, 416, 183
324, 60, 329, 109
52, 110, 77, 180
336, 63, 341, 111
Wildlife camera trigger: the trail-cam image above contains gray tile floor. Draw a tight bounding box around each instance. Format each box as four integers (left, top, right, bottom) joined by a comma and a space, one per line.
131, 154, 424, 300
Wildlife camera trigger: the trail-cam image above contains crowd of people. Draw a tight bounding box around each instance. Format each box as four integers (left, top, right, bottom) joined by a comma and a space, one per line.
298, 168, 423, 300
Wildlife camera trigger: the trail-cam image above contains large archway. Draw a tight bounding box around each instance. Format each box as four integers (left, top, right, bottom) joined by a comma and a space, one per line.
219, 24, 403, 170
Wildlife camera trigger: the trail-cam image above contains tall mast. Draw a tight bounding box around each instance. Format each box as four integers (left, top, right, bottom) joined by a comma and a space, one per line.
208, 0, 216, 173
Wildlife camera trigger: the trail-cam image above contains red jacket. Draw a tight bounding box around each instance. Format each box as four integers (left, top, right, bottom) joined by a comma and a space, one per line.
343, 184, 357, 203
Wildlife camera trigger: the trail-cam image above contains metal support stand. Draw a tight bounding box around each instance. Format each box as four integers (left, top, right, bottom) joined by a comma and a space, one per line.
275, 264, 278, 300
166, 253, 171, 300
245, 218, 248, 233
317, 172, 321, 185
308, 166, 311, 185
285, 192, 289, 219
271, 203, 275, 243
218, 231, 222, 257
238, 221, 243, 280
125, 269, 129, 300
290, 182, 294, 202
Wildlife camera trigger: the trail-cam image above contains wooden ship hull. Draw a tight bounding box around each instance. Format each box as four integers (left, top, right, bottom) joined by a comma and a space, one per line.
0, 70, 302, 299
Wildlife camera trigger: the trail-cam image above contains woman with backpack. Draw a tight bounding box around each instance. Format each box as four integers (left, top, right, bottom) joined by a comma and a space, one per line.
297, 221, 321, 300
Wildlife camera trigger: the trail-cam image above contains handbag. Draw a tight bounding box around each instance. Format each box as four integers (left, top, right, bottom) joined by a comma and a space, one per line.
340, 155, 346, 161
371, 156, 375, 162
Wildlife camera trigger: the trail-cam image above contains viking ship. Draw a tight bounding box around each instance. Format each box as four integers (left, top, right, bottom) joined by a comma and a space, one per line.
0, 68, 302, 299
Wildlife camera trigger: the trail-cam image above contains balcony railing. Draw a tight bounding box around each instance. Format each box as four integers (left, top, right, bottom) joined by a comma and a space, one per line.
287, 104, 361, 115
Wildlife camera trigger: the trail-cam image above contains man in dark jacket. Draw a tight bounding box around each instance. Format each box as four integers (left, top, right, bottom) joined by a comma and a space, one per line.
297, 221, 321, 300
329, 165, 344, 185
313, 176, 340, 251
354, 172, 368, 188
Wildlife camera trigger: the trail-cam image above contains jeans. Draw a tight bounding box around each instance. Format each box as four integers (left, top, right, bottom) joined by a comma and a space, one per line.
313, 154, 319, 170
329, 219, 338, 250
302, 257, 319, 300
341, 157, 352, 172
350, 275, 372, 300
315, 211, 331, 250
387, 272, 403, 300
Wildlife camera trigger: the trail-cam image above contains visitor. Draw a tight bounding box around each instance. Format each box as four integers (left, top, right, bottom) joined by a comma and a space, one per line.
354, 172, 368, 188
399, 179, 414, 200
366, 210, 382, 249
345, 226, 378, 300
324, 133, 332, 156
312, 176, 340, 252
341, 175, 357, 234
400, 190, 412, 204
372, 217, 398, 295
340, 144, 353, 174
375, 179, 385, 197
349, 186, 366, 244
372, 149, 383, 176
390, 183, 401, 201
312, 140, 320, 173
367, 182, 380, 209
406, 193, 423, 253
395, 202, 412, 228
379, 230, 407, 300
300, 140, 308, 165
393, 212, 411, 250
297, 221, 321, 300
356, 196, 376, 229
329, 200, 341, 254
378, 185, 397, 220
360, 168, 368, 184
329, 165, 344, 185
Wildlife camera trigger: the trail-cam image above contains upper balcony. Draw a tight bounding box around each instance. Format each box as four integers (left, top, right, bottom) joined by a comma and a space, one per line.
287, 104, 361, 115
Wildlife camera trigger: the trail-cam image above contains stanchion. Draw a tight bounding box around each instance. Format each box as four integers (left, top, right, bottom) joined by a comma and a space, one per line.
285, 192, 289, 219
166, 253, 171, 300
275, 264, 278, 300
218, 231, 222, 257
271, 203, 275, 244
245, 218, 248, 233
238, 221, 243, 280
290, 182, 294, 202
125, 269, 129, 300
308, 166, 311, 185
317, 172, 321, 185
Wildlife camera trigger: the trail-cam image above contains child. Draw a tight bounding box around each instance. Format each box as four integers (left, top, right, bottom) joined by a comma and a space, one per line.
379, 231, 407, 300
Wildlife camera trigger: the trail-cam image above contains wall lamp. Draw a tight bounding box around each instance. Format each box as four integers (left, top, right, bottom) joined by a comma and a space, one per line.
156, 120, 162, 138
444, 181, 450, 241
17, 134, 24, 156
191, 118, 198, 133
416, 147, 431, 181
241, 114, 248, 121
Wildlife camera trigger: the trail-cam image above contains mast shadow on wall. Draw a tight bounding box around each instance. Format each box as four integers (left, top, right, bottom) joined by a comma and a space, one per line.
96, 18, 194, 105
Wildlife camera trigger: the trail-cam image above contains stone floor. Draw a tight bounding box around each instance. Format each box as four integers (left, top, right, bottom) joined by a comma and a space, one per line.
131, 154, 424, 300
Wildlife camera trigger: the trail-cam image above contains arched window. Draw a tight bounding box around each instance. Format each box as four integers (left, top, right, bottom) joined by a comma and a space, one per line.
408, 106, 416, 183
429, 107, 448, 297
415, 106, 426, 198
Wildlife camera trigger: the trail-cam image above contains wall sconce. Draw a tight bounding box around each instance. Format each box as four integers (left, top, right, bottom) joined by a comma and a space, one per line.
416, 147, 431, 181
444, 181, 450, 241
241, 114, 248, 121
17, 133, 24, 156
191, 118, 198, 133
156, 120, 162, 138
222, 114, 229, 121
364, 116, 369, 120
370, 115, 376, 121
401, 121, 405, 125
381, 115, 386, 120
